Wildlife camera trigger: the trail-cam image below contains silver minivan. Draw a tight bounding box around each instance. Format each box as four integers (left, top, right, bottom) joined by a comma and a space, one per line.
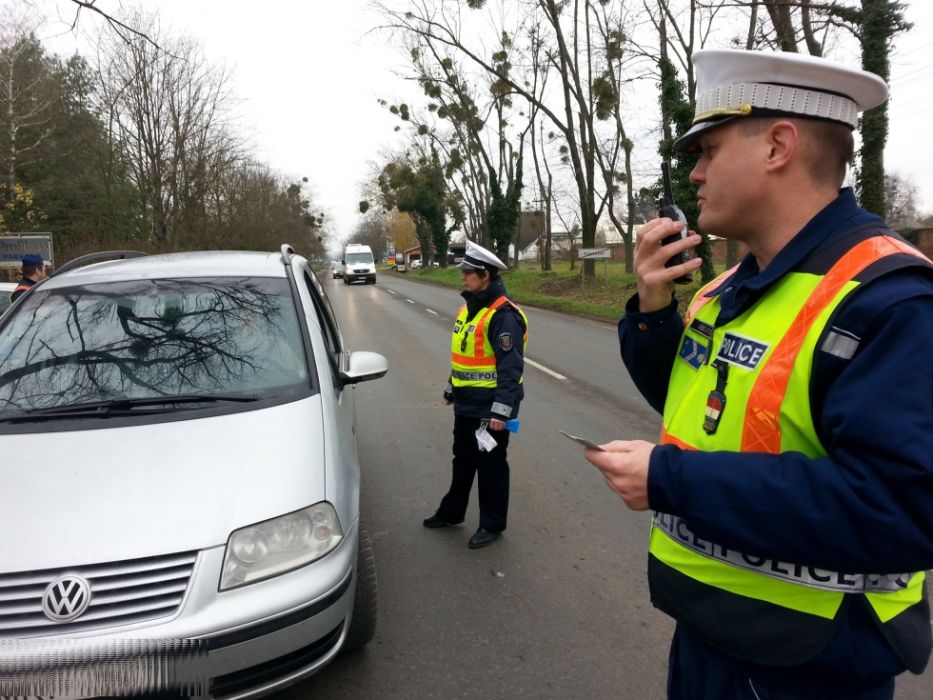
0, 247, 387, 698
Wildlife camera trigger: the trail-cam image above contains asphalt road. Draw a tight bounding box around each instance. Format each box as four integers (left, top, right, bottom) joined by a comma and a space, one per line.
277, 272, 931, 700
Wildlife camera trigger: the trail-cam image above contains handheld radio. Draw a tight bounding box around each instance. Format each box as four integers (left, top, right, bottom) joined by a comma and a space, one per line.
658, 160, 693, 284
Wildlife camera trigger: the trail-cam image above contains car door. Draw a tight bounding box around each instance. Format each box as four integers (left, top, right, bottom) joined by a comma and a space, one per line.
294, 261, 360, 527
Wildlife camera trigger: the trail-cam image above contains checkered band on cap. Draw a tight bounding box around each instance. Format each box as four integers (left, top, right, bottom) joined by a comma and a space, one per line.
695, 82, 859, 128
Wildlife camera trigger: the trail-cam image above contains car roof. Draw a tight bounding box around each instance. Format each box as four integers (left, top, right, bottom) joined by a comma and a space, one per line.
41, 250, 292, 290
0, 282, 15, 290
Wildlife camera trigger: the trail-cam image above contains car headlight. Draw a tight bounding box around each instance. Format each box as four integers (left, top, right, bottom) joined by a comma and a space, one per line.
220, 503, 343, 591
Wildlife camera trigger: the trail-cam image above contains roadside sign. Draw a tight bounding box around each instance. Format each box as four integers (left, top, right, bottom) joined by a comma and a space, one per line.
578, 247, 610, 259
0, 233, 54, 269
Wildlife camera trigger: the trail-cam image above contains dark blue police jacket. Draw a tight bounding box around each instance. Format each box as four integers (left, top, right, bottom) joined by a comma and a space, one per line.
10, 276, 36, 303
618, 188, 933, 692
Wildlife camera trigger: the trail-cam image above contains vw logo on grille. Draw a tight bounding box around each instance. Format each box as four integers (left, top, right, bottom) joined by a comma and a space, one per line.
42, 575, 92, 622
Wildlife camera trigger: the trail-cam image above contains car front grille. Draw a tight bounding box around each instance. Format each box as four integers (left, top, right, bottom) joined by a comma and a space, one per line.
0, 551, 198, 637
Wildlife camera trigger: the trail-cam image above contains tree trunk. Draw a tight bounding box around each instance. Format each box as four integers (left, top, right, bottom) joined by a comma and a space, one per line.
763, 1, 799, 52
857, 0, 894, 218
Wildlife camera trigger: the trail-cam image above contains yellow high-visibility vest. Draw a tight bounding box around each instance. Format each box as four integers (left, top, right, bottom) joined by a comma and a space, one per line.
651, 234, 931, 665
450, 296, 527, 389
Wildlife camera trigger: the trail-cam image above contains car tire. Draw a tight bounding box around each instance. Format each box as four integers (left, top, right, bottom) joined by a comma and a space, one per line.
343, 276, 349, 285
343, 521, 378, 652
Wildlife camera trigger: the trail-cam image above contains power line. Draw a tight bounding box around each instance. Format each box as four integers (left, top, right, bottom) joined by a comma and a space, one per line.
889, 93, 933, 110
890, 62, 933, 82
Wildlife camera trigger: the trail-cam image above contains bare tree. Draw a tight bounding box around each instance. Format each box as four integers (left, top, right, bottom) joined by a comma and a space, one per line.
94, 12, 237, 250
66, 0, 163, 50
350, 213, 390, 260
884, 172, 919, 228
380, 0, 638, 277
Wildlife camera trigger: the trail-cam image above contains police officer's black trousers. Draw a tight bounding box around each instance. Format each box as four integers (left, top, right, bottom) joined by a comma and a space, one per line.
668, 626, 896, 700
436, 414, 510, 532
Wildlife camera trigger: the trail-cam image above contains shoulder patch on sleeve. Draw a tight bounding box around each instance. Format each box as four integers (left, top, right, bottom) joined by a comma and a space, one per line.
498, 332, 513, 352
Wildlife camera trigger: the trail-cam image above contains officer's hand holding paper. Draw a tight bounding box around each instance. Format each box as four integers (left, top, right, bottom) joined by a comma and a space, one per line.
583, 440, 653, 511
559, 430, 605, 451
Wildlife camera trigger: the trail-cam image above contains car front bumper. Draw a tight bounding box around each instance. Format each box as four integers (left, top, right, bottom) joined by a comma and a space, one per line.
0, 523, 359, 700
344, 270, 375, 283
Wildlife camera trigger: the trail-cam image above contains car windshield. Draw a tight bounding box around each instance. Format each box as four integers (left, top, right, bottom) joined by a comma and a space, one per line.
346, 253, 372, 264
0, 276, 309, 416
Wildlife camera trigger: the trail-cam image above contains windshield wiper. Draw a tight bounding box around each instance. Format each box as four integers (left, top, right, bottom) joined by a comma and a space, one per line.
2, 394, 261, 420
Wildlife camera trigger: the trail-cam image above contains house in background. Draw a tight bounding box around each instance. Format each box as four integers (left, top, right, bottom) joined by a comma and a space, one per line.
512, 230, 576, 262
397, 242, 466, 269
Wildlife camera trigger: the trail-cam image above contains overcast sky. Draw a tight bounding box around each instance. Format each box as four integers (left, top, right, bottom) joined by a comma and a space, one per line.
33, 0, 933, 241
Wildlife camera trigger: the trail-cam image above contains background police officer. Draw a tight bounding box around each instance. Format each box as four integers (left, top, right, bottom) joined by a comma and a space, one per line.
583, 50, 932, 699
10, 253, 47, 303
423, 241, 528, 549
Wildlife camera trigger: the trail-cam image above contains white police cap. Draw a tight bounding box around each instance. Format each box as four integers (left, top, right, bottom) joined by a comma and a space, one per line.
674, 49, 888, 152
457, 240, 507, 272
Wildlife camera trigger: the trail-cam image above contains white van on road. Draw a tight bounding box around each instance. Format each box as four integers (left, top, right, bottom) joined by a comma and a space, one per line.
343, 244, 376, 285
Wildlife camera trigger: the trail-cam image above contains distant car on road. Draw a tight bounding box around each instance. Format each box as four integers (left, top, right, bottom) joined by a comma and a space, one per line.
0, 246, 388, 698
331, 259, 344, 279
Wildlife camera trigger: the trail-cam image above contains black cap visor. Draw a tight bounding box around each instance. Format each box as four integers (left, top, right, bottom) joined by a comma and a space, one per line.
673, 117, 743, 153
456, 260, 484, 271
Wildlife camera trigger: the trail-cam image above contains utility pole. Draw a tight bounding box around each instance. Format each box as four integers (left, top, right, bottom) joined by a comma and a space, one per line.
530, 197, 547, 269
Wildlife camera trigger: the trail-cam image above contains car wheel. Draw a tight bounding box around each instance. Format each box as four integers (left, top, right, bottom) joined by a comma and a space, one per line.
343, 521, 378, 652
343, 276, 349, 285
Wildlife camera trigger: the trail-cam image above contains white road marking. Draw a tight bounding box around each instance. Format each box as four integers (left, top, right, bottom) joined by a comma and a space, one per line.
426, 308, 438, 315
387, 289, 396, 295
525, 358, 567, 381
406, 299, 416, 304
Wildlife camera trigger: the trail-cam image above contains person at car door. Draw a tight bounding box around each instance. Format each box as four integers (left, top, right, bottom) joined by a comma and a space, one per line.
582, 49, 932, 699
10, 254, 47, 303
423, 240, 528, 549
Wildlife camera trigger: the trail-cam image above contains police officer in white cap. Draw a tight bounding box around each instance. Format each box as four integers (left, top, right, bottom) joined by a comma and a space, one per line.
583, 49, 932, 699
423, 240, 529, 549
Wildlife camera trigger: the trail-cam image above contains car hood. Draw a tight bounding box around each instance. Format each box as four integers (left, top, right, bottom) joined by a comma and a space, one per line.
0, 396, 326, 572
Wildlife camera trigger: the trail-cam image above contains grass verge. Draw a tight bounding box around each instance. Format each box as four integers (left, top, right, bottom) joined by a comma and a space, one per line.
379, 260, 709, 322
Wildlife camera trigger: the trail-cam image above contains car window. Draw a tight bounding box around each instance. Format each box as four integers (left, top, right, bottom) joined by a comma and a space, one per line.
304, 268, 343, 358
0, 283, 15, 315
0, 276, 310, 416
302, 269, 343, 376
346, 253, 373, 264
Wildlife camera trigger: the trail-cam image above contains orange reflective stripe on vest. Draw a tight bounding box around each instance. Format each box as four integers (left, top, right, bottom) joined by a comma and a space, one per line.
450, 296, 527, 368
659, 426, 696, 451
684, 264, 739, 324
742, 236, 930, 453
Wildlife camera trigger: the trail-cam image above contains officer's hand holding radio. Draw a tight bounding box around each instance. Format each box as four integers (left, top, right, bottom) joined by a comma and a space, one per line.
635, 219, 702, 313
635, 161, 703, 313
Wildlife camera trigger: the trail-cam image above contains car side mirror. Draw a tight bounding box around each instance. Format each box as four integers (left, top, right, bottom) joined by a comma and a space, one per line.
340, 351, 389, 386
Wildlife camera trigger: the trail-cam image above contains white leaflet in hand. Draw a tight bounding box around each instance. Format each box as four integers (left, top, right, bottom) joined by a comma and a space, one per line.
475, 425, 498, 452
